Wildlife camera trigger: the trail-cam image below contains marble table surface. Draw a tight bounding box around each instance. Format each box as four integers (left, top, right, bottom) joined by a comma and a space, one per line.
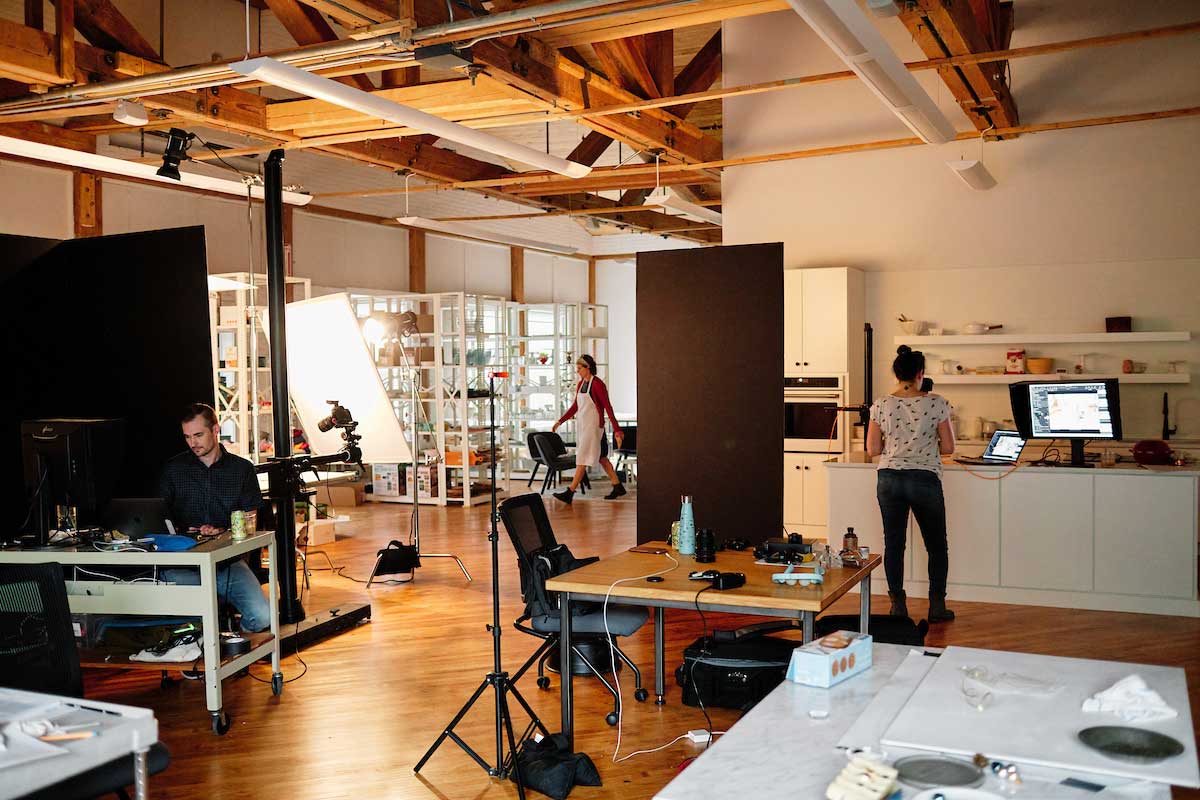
654, 643, 1172, 800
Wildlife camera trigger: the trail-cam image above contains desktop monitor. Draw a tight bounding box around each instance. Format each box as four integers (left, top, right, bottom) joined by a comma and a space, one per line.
20, 418, 125, 545
1008, 380, 1122, 467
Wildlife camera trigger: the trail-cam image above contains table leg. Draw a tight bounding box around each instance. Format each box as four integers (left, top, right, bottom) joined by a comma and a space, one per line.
133, 746, 149, 800
200, 561, 223, 715
268, 538, 281, 676
802, 611, 814, 643
654, 607, 665, 705
859, 572, 871, 636
560, 591, 573, 748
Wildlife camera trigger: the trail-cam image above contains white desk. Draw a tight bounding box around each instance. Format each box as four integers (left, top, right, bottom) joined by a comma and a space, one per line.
655, 644, 1175, 800
0, 532, 281, 734
0, 687, 158, 800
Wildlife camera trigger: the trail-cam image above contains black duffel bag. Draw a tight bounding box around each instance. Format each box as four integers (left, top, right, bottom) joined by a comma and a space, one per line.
674, 633, 797, 712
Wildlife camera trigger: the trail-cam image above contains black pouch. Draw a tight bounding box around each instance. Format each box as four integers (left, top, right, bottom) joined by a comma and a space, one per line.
510, 733, 601, 800
374, 540, 421, 575
675, 634, 796, 711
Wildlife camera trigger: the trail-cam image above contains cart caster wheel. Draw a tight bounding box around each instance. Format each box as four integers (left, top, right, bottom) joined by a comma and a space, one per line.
271, 673, 284, 696
634, 688, 649, 702
605, 712, 618, 726
536, 676, 551, 690
211, 710, 231, 736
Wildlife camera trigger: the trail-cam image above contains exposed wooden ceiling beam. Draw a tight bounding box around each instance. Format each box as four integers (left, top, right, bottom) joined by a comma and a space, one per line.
55, 0, 74, 82
505, 169, 712, 195
567, 131, 614, 167
264, 0, 377, 91
592, 37, 661, 98
0, 17, 167, 86
0, 119, 96, 151
535, 0, 786, 49
64, 0, 162, 62
670, 29, 719, 118
297, 0, 399, 29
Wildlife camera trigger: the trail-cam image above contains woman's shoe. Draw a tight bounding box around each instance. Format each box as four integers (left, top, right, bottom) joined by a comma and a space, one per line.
929, 592, 955, 622
553, 488, 575, 505
604, 483, 627, 500
888, 590, 908, 617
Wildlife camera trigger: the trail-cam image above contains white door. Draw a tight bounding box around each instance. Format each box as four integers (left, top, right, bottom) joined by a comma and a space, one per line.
784, 452, 805, 527
801, 455, 828, 527
783, 270, 805, 373
800, 268, 847, 373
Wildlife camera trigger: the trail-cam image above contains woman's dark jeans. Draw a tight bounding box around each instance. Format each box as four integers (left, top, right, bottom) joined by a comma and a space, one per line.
876, 468, 948, 595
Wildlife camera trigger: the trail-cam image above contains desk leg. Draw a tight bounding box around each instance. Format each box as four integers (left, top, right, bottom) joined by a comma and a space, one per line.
654, 607, 665, 705
802, 611, 814, 644
560, 592, 574, 748
200, 560, 223, 717
133, 747, 149, 800
268, 538, 282, 679
859, 572, 871, 636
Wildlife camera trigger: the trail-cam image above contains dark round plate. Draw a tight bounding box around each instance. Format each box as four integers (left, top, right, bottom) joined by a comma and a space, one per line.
895, 755, 985, 789
1078, 726, 1185, 764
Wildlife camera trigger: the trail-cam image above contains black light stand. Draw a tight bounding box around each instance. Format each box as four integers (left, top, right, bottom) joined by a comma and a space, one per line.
414, 371, 548, 800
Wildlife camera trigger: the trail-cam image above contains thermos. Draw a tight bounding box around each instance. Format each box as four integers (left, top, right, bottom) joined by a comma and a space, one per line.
677, 495, 696, 556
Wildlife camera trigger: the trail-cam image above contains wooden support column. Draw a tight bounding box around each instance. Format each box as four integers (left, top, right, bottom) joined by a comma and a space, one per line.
588, 256, 597, 304
56, 0, 75, 82
72, 171, 102, 237
408, 228, 426, 293
510, 246, 525, 303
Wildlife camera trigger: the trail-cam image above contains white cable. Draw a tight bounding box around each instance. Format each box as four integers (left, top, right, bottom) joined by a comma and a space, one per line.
75, 566, 124, 582
603, 551, 679, 762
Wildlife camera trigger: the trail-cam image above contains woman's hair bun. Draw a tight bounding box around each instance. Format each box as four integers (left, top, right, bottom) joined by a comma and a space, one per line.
896, 345, 912, 356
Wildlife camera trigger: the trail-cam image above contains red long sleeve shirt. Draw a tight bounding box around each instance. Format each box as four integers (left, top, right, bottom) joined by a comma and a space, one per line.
557, 376, 622, 437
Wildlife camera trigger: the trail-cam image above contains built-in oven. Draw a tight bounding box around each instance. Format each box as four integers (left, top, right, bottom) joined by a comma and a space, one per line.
784, 376, 845, 453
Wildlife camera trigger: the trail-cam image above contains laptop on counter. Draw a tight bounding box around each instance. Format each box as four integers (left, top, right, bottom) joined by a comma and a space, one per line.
955, 430, 1027, 466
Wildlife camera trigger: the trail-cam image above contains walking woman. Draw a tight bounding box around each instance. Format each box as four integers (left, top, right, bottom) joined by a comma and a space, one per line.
866, 345, 957, 622
551, 355, 626, 504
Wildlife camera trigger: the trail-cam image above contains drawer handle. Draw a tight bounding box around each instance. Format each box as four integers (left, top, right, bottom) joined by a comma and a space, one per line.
795, 465, 801, 470
804, 466, 810, 470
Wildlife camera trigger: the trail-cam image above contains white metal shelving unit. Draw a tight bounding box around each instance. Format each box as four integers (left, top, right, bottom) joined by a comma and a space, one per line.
208, 272, 311, 462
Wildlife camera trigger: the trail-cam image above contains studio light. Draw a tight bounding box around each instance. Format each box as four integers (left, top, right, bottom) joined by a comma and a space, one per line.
645, 187, 722, 225
230, 57, 593, 179
396, 216, 578, 255
361, 312, 397, 346
113, 99, 149, 126
157, 128, 194, 181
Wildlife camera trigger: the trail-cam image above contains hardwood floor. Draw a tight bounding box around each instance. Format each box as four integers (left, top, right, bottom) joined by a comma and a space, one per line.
83, 485, 1200, 799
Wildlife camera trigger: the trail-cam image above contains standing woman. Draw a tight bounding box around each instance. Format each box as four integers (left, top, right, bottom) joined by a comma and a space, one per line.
551, 355, 626, 504
866, 346, 957, 623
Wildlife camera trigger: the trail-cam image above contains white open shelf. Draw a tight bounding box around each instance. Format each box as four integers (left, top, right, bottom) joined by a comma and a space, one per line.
894, 331, 1191, 346
933, 373, 1190, 384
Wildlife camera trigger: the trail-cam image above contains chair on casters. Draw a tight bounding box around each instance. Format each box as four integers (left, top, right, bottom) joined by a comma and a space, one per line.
613, 425, 637, 484
530, 432, 590, 496
498, 493, 648, 726
0, 563, 171, 800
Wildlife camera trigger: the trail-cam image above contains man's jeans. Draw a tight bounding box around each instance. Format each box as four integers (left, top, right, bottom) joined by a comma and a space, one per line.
876, 468, 949, 596
161, 560, 272, 632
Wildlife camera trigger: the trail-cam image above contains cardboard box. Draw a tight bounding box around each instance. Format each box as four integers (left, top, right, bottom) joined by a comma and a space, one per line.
786, 632, 872, 688
415, 313, 435, 333
219, 306, 243, 326
324, 485, 363, 508
300, 517, 337, 546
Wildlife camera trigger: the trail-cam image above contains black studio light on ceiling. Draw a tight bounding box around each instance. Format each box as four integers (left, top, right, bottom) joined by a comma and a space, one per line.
156, 128, 195, 180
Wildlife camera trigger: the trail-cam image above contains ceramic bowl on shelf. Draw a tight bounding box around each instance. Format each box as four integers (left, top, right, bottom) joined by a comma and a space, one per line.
900, 320, 928, 335
1027, 357, 1055, 374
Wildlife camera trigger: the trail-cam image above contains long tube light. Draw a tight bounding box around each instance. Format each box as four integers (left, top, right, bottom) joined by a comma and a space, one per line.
645, 187, 722, 225
0, 135, 314, 205
231, 57, 593, 179
397, 216, 578, 255
786, 0, 956, 144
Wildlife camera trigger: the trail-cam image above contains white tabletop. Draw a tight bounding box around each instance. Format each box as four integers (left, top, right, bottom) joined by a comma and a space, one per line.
655, 644, 1173, 800
0, 688, 157, 800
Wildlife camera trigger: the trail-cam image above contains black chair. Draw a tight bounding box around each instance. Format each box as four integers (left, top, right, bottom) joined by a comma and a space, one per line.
529, 432, 590, 496
498, 493, 648, 726
613, 425, 637, 482
0, 563, 171, 800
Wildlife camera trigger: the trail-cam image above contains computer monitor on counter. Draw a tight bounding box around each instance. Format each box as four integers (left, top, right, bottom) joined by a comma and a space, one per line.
1009, 379, 1122, 468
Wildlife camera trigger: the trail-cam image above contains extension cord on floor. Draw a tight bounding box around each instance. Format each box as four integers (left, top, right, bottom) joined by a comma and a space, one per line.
686, 729, 712, 744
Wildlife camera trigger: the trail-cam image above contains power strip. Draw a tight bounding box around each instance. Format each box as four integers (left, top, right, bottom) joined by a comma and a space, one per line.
686, 729, 712, 744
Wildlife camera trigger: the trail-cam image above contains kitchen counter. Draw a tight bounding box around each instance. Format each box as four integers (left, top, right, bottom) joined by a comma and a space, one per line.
824, 461, 1200, 617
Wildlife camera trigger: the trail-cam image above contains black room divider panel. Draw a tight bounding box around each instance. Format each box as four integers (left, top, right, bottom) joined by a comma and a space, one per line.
636, 243, 784, 546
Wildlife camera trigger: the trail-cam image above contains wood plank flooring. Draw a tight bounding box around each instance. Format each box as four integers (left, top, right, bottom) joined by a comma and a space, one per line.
83, 485, 1200, 799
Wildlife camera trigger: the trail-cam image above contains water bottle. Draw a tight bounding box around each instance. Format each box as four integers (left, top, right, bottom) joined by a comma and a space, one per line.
677, 495, 696, 556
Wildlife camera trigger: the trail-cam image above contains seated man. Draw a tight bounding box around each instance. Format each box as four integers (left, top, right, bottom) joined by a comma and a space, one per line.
159, 403, 272, 633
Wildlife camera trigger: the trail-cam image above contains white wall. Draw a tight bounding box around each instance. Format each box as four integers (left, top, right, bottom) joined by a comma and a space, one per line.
596, 259, 637, 415
424, 234, 509, 296
294, 212, 407, 291
523, 252, 589, 304
0, 161, 74, 240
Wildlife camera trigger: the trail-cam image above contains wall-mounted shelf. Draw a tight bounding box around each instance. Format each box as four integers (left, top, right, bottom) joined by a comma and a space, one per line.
933, 373, 1190, 385
894, 331, 1191, 346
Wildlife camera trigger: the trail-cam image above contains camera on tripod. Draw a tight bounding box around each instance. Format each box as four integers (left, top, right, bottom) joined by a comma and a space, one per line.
316, 400, 363, 466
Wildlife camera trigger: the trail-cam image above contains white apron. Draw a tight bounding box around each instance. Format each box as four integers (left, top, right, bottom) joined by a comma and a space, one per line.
574, 379, 602, 468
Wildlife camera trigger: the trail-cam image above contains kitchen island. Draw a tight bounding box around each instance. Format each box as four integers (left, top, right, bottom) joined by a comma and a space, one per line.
826, 461, 1200, 617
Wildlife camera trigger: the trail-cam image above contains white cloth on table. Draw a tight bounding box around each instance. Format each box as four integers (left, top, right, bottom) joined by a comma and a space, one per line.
130, 641, 203, 663
1081, 675, 1178, 723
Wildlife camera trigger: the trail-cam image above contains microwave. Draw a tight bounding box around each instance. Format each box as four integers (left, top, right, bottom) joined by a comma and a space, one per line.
784, 376, 845, 453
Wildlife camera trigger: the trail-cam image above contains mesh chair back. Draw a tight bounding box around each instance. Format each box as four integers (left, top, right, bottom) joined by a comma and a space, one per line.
0, 563, 83, 697
615, 425, 637, 454
526, 431, 547, 467
499, 493, 559, 612
533, 431, 569, 459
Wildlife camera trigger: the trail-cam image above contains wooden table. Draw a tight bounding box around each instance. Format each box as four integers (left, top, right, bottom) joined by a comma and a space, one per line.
545, 543, 881, 743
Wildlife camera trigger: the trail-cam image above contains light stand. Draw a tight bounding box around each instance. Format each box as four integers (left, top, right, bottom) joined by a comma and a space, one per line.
414, 371, 548, 799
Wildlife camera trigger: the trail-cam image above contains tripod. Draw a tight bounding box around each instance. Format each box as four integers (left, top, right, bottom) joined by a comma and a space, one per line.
414, 372, 549, 799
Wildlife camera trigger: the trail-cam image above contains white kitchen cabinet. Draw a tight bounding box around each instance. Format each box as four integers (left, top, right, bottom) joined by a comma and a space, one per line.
912, 470, 1001, 587
1094, 475, 1197, 598
825, 463, 912, 579
1001, 473, 1094, 592
802, 455, 828, 527
784, 453, 833, 534
783, 267, 864, 376
784, 452, 805, 527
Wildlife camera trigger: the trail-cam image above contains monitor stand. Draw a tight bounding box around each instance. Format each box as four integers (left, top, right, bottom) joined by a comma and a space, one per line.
1043, 439, 1093, 468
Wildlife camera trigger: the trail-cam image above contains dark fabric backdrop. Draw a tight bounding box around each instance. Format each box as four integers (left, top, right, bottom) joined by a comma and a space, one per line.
636, 243, 784, 546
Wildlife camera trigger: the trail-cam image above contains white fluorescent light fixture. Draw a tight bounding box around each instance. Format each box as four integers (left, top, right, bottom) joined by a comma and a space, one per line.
207, 275, 256, 291
865, 0, 901, 17
113, 99, 149, 126
645, 187, 722, 225
231, 57, 593, 179
397, 216, 578, 255
0, 135, 314, 205
946, 159, 997, 190
786, 0, 956, 144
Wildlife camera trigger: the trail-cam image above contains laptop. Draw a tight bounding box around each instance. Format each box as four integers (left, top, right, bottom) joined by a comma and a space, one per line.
955, 430, 1027, 466
103, 498, 177, 538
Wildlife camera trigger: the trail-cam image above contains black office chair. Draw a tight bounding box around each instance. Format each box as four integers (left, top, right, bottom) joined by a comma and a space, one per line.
0, 563, 171, 800
613, 425, 637, 483
529, 432, 590, 496
498, 493, 648, 726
